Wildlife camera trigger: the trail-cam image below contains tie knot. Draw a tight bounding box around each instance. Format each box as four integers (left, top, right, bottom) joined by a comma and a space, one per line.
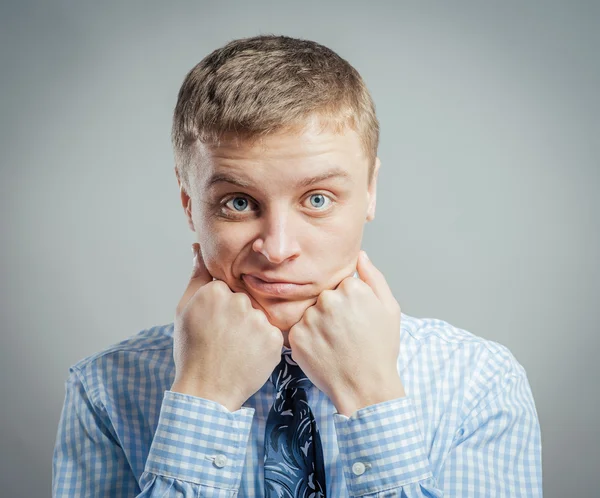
269, 350, 311, 393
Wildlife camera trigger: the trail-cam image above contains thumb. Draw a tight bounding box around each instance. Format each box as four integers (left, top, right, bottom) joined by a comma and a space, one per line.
176, 243, 213, 316
190, 243, 212, 283
356, 250, 397, 311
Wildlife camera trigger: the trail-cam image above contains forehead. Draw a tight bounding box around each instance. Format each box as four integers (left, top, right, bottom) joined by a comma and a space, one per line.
194, 120, 367, 189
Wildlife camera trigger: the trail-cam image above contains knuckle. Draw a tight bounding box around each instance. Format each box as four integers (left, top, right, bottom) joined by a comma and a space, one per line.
289, 328, 306, 351
271, 327, 284, 346
303, 305, 317, 323
292, 323, 306, 340
288, 329, 299, 348
233, 292, 251, 308
263, 324, 283, 347
317, 289, 342, 309
252, 309, 269, 326
210, 280, 230, 295
343, 277, 364, 293
317, 289, 335, 305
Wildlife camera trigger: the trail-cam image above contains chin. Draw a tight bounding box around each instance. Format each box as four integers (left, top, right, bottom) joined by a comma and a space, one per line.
258, 297, 317, 332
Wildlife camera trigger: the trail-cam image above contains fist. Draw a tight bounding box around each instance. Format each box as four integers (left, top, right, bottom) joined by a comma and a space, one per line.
288, 251, 405, 416
171, 243, 284, 412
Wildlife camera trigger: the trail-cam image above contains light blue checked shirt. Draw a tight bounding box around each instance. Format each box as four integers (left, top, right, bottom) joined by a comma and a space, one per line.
53, 312, 542, 497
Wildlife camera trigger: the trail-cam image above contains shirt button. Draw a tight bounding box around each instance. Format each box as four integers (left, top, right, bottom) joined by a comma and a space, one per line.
352, 462, 366, 476
213, 454, 228, 468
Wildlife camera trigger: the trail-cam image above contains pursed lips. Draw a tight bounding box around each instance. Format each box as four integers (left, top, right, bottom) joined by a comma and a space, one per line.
241, 273, 313, 298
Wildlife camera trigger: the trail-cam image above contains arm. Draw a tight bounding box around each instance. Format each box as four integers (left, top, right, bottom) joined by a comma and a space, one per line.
332, 370, 542, 497
53, 369, 255, 497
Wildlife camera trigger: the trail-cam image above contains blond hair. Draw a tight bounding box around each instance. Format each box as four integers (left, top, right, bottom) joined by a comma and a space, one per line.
172, 35, 379, 193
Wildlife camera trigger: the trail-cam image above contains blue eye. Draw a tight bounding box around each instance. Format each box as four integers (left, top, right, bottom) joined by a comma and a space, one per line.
309, 194, 331, 209
225, 196, 251, 211
222, 193, 332, 217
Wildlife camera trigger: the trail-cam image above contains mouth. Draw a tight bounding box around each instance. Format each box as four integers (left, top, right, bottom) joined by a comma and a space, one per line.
241, 273, 312, 298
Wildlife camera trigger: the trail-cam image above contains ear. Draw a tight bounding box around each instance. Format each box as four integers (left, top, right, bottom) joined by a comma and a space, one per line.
366, 157, 380, 222
175, 167, 196, 232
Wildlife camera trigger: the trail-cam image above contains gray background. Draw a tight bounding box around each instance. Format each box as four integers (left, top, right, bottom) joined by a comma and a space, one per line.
1, 1, 598, 496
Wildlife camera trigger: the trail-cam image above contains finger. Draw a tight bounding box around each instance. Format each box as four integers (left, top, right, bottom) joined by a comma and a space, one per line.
176, 243, 214, 315
356, 250, 398, 310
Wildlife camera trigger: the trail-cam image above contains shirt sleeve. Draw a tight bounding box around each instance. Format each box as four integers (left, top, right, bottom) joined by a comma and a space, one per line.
333, 396, 439, 497
332, 370, 542, 497
139, 390, 255, 495
53, 369, 255, 497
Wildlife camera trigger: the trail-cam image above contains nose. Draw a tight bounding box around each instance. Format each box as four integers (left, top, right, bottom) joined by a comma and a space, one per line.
252, 206, 301, 264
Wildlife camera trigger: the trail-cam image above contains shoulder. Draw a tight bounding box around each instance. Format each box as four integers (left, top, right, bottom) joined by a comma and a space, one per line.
67, 323, 175, 401
399, 312, 531, 414
71, 322, 175, 371
400, 311, 526, 376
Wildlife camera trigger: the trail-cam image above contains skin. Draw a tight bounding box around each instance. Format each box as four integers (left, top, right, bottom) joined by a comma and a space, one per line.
175, 116, 405, 415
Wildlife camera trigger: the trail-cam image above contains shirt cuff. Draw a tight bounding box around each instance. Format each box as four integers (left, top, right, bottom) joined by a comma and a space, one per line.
333, 396, 433, 496
144, 390, 255, 491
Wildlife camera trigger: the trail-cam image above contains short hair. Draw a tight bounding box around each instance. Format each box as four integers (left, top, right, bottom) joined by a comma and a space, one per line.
172, 34, 380, 194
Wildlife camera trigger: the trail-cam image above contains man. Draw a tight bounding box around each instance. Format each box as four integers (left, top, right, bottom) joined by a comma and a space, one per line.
53, 35, 542, 497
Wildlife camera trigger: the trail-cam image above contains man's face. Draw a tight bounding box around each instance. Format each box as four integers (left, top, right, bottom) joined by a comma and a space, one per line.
176, 118, 379, 347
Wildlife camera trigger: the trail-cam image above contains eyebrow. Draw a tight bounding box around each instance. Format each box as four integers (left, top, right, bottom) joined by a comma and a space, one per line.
205, 167, 352, 190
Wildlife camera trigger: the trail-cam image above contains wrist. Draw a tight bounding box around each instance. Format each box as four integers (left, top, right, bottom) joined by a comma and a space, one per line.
170, 378, 243, 412
333, 377, 406, 417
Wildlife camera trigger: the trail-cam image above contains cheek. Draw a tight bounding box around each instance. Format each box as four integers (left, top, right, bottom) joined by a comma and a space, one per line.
304, 214, 364, 273
197, 222, 252, 278
323, 204, 366, 242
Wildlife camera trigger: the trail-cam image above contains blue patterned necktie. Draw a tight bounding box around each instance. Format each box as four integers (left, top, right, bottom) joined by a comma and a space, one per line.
264, 349, 327, 498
